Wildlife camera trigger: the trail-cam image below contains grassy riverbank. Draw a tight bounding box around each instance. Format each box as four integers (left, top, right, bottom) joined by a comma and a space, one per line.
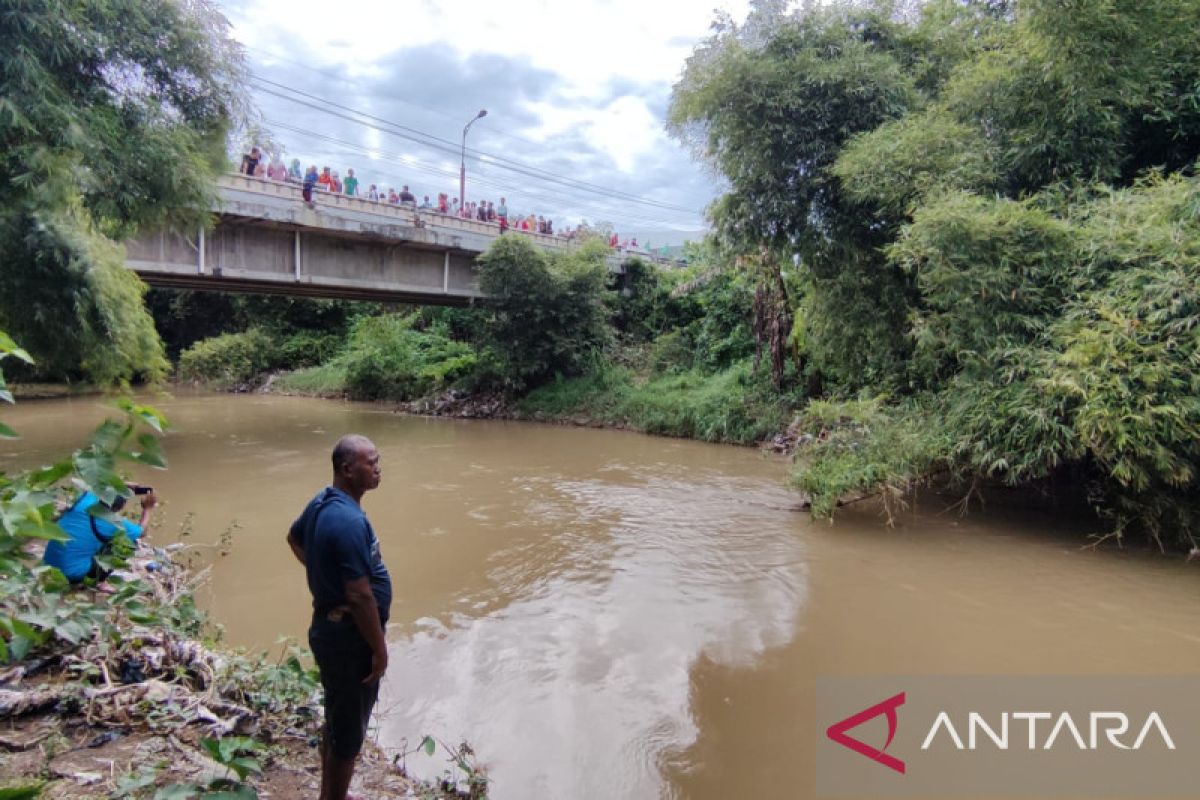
273, 359, 792, 447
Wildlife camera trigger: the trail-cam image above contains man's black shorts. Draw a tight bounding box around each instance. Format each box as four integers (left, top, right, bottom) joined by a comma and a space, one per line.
309, 615, 380, 759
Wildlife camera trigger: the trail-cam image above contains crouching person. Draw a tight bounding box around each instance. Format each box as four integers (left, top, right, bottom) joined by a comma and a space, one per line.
43, 487, 156, 583
287, 434, 392, 800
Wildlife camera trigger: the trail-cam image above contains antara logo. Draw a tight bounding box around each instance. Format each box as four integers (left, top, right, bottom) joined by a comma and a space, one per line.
826, 692, 1177, 775
826, 692, 907, 774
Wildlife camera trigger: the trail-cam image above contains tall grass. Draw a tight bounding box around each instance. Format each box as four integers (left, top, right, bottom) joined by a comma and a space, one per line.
518, 361, 788, 445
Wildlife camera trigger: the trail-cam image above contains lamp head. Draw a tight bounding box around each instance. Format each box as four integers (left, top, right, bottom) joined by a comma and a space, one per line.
477, 109, 488, 119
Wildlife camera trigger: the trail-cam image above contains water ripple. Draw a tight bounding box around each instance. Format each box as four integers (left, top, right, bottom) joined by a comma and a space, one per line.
378, 470, 806, 798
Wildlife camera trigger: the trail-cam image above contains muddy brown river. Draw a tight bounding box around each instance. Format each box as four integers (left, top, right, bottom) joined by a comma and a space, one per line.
3, 393, 1199, 798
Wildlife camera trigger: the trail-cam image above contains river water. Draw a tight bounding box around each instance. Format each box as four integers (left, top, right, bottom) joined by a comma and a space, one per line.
4, 393, 1199, 798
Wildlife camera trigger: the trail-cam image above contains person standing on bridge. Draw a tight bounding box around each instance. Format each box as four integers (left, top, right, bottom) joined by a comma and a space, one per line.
287, 434, 392, 800
240, 146, 261, 176
267, 154, 288, 182
497, 197, 508, 234
344, 169, 359, 197
303, 166, 318, 205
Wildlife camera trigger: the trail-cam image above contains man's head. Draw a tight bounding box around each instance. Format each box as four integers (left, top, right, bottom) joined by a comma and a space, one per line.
331, 434, 381, 497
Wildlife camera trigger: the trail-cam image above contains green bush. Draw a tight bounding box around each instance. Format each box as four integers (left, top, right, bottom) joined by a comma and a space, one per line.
790, 397, 950, 521
278, 329, 344, 369
177, 329, 280, 386
340, 315, 477, 401
476, 237, 612, 391
519, 360, 789, 445
647, 329, 696, 374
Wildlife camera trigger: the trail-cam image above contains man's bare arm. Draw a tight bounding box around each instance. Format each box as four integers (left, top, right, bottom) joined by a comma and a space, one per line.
344, 576, 388, 685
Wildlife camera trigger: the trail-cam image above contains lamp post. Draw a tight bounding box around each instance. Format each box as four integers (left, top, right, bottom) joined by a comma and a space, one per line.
459, 108, 488, 212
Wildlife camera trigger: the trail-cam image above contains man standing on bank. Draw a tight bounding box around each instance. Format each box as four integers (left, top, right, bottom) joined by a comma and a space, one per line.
287, 434, 392, 800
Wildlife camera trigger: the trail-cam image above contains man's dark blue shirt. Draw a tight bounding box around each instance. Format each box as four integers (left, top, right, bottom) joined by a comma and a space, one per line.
289, 487, 392, 622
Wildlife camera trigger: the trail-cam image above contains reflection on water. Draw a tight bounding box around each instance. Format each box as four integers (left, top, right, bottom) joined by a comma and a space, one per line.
4, 393, 1200, 799
377, 471, 805, 797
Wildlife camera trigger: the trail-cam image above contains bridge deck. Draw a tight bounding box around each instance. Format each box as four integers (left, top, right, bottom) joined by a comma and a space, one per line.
126, 175, 659, 305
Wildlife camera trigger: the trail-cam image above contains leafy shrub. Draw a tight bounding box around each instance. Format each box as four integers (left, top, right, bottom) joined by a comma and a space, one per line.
278, 329, 344, 369
340, 314, 477, 401
177, 329, 280, 386
791, 398, 950, 521
647, 329, 696, 374
476, 236, 612, 391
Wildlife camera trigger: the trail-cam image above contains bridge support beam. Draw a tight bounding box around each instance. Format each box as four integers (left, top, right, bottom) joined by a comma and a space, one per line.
197, 226, 205, 275
443, 251, 450, 293
293, 230, 301, 282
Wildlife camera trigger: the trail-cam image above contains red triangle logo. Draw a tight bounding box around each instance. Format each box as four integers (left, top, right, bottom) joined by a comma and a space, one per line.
825, 692, 906, 774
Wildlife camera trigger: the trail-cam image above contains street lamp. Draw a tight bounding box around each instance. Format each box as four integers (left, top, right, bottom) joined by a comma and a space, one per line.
460, 108, 488, 212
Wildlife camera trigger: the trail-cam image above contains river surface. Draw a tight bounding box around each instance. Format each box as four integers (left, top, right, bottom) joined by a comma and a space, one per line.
4, 393, 1200, 798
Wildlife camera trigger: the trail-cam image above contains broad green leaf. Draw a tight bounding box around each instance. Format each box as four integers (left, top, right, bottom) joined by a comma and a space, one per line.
128, 433, 167, 468
420, 735, 436, 756
28, 461, 72, 487
0, 332, 33, 364
8, 634, 32, 662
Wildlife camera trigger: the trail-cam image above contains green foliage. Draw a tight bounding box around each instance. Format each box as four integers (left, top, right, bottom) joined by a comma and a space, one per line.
276, 329, 344, 370
688, 269, 756, 373
272, 362, 348, 397
608, 257, 697, 344
669, 1, 916, 256
200, 737, 264, 782
834, 109, 999, 217
476, 236, 612, 392
519, 360, 789, 445
669, 1, 922, 389
0, 332, 173, 663
790, 398, 949, 521
0, 783, 45, 800
177, 329, 280, 387
890, 191, 1075, 385
0, 0, 245, 384
146, 290, 367, 363
671, 0, 1200, 545
338, 314, 477, 401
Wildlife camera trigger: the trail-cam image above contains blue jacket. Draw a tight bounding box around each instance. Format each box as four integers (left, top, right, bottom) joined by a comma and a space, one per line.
43, 493, 143, 582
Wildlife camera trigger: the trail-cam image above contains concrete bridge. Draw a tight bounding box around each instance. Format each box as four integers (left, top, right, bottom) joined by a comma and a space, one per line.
125, 174, 651, 305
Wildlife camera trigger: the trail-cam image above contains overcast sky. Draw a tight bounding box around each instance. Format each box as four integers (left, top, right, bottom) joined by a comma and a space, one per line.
217, 0, 751, 246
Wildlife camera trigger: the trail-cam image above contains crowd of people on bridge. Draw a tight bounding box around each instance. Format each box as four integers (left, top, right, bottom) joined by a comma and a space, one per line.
238, 146, 650, 249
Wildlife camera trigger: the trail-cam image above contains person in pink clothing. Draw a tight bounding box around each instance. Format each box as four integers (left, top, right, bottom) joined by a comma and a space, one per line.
267, 155, 288, 181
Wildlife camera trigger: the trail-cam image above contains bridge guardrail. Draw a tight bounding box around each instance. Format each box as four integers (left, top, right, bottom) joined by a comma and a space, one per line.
218, 174, 682, 266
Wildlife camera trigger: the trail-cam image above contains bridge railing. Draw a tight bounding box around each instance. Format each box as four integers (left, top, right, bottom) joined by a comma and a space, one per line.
218, 173, 683, 266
